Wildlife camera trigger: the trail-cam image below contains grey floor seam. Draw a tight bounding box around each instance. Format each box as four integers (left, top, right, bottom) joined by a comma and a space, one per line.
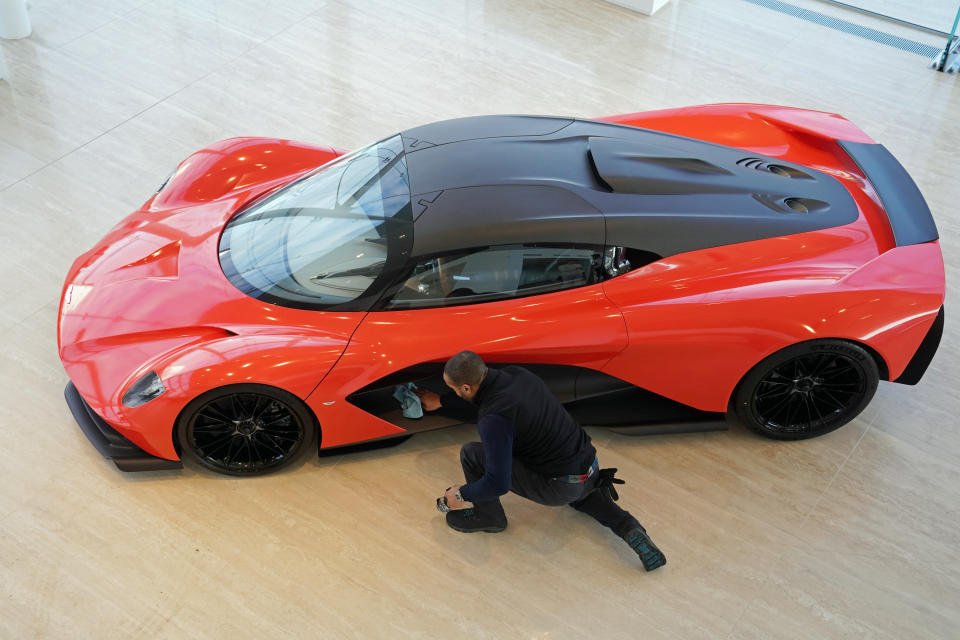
797, 410, 876, 530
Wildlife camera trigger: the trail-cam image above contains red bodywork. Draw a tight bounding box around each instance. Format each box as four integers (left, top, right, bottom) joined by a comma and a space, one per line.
58, 104, 946, 461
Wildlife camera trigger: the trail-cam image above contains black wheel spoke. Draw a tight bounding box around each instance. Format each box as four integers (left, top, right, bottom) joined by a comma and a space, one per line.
757, 386, 790, 400
263, 424, 299, 432
761, 391, 794, 420
815, 387, 848, 411
783, 395, 802, 428
194, 416, 232, 431
188, 390, 306, 474
250, 440, 268, 463
810, 393, 826, 424
801, 394, 817, 426
230, 394, 245, 420
818, 381, 860, 389
825, 364, 856, 376
203, 404, 234, 423
201, 434, 237, 456
261, 415, 293, 428
750, 348, 870, 436
257, 432, 288, 456
798, 394, 811, 427
808, 354, 830, 377
224, 434, 240, 462
253, 436, 277, 461
252, 396, 271, 420
242, 437, 254, 464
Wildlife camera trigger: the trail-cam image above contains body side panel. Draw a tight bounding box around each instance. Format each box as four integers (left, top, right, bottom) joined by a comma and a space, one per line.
308, 285, 628, 448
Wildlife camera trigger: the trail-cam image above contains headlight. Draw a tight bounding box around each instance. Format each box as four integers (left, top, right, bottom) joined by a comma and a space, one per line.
122, 371, 166, 408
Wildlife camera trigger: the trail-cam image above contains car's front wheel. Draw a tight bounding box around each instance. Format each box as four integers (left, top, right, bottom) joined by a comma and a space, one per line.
731, 339, 880, 440
176, 384, 318, 475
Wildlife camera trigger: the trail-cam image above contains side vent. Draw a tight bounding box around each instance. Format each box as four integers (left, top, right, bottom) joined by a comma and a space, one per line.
738, 157, 813, 180
753, 194, 831, 214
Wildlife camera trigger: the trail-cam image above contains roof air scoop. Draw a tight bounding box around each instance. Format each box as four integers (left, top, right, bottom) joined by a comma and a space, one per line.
587, 136, 737, 195
752, 194, 830, 214
737, 157, 813, 180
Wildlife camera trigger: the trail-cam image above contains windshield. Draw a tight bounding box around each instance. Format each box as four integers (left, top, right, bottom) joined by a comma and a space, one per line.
219, 135, 412, 310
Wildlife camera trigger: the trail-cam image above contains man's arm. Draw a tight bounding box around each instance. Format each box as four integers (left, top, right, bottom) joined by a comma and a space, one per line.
415, 388, 476, 417
458, 414, 515, 503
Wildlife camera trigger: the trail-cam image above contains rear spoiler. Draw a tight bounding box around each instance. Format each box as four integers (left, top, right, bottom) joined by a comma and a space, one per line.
837, 141, 939, 246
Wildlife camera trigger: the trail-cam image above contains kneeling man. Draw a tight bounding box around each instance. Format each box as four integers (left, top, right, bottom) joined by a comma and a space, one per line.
420, 351, 666, 571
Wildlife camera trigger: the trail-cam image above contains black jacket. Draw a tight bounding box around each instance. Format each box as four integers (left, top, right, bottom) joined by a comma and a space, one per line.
457, 366, 597, 502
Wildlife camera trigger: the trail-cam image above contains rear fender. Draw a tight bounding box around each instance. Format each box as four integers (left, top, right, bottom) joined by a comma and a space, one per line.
601, 240, 945, 412
598, 103, 875, 152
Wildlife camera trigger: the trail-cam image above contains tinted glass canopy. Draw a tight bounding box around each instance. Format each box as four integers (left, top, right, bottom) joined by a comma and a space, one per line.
219, 135, 413, 311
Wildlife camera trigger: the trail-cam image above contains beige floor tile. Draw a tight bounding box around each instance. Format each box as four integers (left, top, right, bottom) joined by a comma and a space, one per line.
790, 428, 960, 564
144, 0, 327, 42
49, 101, 231, 209
602, 418, 868, 535
57, 4, 260, 100
0, 44, 157, 162
869, 354, 960, 466
0, 138, 46, 189
15, 0, 147, 50
728, 549, 960, 640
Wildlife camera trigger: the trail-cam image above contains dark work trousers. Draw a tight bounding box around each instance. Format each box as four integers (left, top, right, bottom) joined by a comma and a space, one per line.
460, 442, 640, 537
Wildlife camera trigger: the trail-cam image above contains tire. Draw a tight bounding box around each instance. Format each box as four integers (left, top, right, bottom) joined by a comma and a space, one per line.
731, 340, 880, 440
176, 384, 318, 476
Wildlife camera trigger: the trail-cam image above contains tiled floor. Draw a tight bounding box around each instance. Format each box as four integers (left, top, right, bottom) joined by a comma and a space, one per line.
2, 1, 959, 638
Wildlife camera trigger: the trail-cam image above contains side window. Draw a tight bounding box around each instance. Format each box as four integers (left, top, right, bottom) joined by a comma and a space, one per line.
384, 244, 602, 309
603, 246, 661, 278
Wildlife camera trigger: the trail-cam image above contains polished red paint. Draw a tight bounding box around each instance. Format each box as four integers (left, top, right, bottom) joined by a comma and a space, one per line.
59, 137, 350, 460
58, 106, 946, 462
595, 104, 942, 410
311, 287, 628, 447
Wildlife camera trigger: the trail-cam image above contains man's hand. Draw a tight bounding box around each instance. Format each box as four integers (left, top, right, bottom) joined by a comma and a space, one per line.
414, 388, 441, 412
443, 484, 470, 510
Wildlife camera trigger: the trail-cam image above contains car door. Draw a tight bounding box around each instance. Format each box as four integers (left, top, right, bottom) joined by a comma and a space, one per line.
308, 243, 629, 447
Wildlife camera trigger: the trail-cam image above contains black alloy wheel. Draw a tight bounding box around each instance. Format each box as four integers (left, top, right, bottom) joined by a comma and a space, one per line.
732, 340, 880, 440
177, 384, 318, 475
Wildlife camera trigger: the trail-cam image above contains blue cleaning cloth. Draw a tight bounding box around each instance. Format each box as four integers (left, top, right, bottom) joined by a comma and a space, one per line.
393, 382, 424, 419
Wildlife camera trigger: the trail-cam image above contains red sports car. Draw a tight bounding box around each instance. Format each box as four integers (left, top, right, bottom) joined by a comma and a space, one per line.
58, 104, 945, 476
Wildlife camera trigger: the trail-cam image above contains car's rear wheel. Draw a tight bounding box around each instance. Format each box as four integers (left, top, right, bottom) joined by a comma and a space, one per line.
177, 384, 318, 476
731, 340, 879, 440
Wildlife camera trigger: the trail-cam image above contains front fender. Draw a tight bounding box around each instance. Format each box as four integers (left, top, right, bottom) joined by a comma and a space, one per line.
147, 137, 343, 211
70, 331, 349, 461
130, 332, 348, 459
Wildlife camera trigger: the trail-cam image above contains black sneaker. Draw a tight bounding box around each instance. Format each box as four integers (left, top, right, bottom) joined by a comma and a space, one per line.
622, 525, 666, 571
445, 507, 507, 533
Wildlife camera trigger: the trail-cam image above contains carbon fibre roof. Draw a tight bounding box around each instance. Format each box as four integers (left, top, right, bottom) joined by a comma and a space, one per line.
399, 115, 859, 258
